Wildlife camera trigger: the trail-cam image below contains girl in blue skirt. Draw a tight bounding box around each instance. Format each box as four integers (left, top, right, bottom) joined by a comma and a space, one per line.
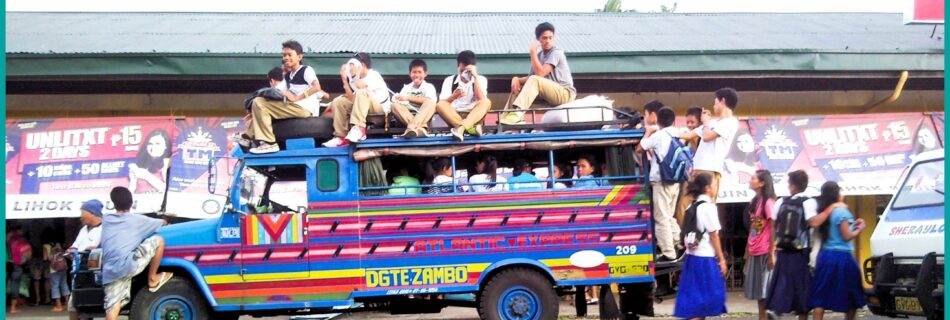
809, 181, 867, 320
674, 172, 727, 319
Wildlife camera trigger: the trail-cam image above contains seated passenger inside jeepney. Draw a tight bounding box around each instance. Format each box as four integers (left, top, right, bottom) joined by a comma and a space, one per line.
387, 161, 422, 195
467, 154, 508, 192
424, 158, 456, 194
502, 22, 576, 125
324, 52, 392, 147
508, 159, 544, 191
552, 162, 572, 189
403, 50, 490, 141
573, 154, 606, 188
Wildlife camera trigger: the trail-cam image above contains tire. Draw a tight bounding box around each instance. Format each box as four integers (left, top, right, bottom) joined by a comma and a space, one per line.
129, 277, 210, 320
477, 268, 558, 320
273, 117, 334, 148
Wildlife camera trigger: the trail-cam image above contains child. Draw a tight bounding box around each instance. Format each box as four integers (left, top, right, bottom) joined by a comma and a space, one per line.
324, 52, 392, 147
508, 159, 544, 191
637, 105, 681, 262
745, 170, 776, 320
406, 50, 490, 141
425, 158, 455, 194
390, 59, 438, 138
674, 172, 728, 319
766, 170, 819, 320
467, 154, 507, 192
809, 181, 867, 320
572, 154, 605, 188
551, 162, 572, 189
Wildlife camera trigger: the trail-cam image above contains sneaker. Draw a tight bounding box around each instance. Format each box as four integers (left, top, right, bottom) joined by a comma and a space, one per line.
415, 127, 429, 138
499, 112, 526, 125
450, 126, 465, 142
586, 298, 598, 305
230, 133, 252, 148
400, 128, 417, 138
466, 124, 483, 137
322, 137, 350, 148
249, 142, 280, 154
344, 126, 367, 143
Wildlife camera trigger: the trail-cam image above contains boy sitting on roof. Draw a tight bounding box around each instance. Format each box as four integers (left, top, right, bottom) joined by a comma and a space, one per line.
501, 22, 576, 125
244, 40, 328, 154
391, 59, 439, 137
324, 52, 392, 147
403, 50, 490, 141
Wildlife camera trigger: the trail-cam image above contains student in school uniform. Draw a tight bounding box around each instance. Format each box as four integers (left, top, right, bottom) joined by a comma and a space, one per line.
673, 172, 728, 319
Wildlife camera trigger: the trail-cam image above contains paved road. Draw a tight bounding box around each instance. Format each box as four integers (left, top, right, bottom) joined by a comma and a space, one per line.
6, 291, 921, 320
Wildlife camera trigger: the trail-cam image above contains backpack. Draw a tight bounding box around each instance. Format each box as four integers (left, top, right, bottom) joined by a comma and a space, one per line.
10, 238, 32, 266
50, 244, 68, 273
680, 200, 707, 248
655, 131, 694, 183
774, 196, 810, 251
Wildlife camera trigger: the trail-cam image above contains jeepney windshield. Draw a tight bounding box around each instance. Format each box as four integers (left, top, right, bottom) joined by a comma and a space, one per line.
891, 158, 944, 209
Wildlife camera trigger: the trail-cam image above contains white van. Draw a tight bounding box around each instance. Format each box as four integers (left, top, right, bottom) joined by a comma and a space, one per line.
865, 148, 944, 319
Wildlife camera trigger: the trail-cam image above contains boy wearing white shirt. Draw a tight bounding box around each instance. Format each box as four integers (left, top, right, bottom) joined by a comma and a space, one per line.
406, 51, 490, 141
637, 103, 681, 261
391, 59, 439, 137
247, 40, 328, 154
324, 52, 392, 147
677, 88, 739, 216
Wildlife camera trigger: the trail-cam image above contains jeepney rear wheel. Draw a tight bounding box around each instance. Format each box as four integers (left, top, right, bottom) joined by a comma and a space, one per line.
129, 277, 210, 320
477, 267, 558, 320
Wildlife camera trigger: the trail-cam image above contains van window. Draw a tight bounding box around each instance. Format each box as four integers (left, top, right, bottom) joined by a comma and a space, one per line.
317, 159, 340, 192
891, 159, 944, 209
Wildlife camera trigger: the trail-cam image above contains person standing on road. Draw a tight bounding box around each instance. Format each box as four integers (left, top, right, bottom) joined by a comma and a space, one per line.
766, 170, 819, 320
674, 172, 728, 319
66, 199, 104, 320
744, 170, 776, 320
809, 181, 867, 320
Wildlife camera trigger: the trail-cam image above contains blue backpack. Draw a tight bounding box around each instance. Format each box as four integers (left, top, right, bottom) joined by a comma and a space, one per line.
655, 131, 694, 183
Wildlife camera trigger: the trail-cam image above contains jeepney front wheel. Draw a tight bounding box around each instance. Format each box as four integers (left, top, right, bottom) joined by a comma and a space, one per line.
130, 277, 210, 320
477, 267, 558, 320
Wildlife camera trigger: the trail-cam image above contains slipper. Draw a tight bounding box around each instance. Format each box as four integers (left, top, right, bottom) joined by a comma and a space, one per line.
148, 272, 173, 292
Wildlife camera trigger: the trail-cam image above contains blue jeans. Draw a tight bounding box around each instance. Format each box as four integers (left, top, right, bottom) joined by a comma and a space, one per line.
8, 264, 24, 299
49, 271, 70, 299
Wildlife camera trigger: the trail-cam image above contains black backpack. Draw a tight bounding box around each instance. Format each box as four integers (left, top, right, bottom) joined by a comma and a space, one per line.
774, 196, 810, 251
680, 200, 707, 247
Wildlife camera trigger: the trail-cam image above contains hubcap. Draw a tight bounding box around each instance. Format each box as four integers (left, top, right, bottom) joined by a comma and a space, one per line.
498, 286, 541, 320
151, 295, 195, 320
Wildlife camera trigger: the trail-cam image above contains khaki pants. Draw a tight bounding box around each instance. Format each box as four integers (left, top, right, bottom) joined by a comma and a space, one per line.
390, 102, 416, 127
676, 170, 722, 222
511, 75, 576, 110
329, 90, 384, 137
248, 97, 312, 143
410, 100, 491, 130
393, 100, 438, 130
652, 181, 681, 259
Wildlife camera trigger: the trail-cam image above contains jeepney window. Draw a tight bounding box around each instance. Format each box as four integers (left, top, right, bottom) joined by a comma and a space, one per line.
317, 159, 340, 192
239, 164, 309, 213
891, 159, 944, 209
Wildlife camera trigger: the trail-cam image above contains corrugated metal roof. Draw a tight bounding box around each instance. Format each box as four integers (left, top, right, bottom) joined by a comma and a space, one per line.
6, 12, 944, 55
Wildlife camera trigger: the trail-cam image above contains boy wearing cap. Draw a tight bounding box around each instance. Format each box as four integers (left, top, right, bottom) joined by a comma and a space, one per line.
501, 22, 576, 125
66, 200, 104, 320
101, 187, 171, 320
323, 52, 392, 147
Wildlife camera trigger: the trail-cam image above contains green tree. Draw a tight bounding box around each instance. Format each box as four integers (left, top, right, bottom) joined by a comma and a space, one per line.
595, 0, 677, 13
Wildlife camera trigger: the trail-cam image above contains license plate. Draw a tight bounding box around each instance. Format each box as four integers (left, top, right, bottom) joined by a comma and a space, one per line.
894, 296, 924, 313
